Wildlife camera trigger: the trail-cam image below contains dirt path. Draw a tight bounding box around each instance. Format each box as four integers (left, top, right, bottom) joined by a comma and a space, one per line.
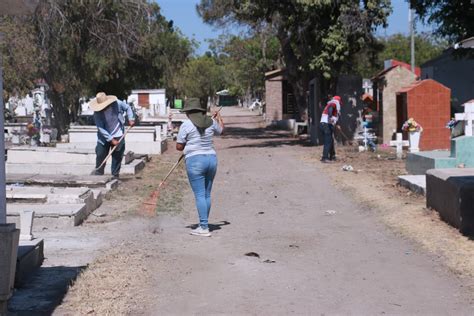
57, 107, 474, 315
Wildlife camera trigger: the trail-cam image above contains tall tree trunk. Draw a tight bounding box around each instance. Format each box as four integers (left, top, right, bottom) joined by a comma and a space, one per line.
278, 29, 308, 121
49, 90, 70, 137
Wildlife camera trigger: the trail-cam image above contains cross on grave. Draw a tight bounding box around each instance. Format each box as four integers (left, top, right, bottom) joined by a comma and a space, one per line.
455, 101, 474, 137
390, 133, 409, 159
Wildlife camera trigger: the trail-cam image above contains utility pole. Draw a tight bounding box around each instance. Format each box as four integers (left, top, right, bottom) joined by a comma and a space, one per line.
409, 7, 416, 74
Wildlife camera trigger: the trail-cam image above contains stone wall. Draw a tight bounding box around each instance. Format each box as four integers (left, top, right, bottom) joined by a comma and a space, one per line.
405, 79, 451, 150
381, 67, 417, 144
265, 75, 284, 121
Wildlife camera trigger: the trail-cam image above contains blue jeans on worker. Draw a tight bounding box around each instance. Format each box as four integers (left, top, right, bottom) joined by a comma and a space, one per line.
320, 122, 335, 160
94, 138, 125, 177
185, 154, 218, 230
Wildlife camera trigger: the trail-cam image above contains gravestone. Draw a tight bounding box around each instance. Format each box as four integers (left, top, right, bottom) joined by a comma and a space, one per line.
390, 133, 409, 159
14, 104, 27, 117
6, 147, 144, 175
455, 100, 474, 137
19, 211, 34, 241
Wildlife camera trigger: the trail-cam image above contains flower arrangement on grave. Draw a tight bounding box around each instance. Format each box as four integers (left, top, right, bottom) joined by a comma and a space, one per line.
26, 122, 40, 141
446, 118, 457, 129
401, 118, 423, 133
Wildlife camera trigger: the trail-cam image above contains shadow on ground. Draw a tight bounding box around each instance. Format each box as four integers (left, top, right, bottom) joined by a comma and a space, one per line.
186, 220, 231, 232
221, 126, 314, 149
9, 265, 85, 315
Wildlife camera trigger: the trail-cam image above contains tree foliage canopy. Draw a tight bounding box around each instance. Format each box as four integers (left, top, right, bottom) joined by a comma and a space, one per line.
354, 32, 447, 78
1, 0, 192, 133
197, 0, 391, 117
410, 0, 474, 42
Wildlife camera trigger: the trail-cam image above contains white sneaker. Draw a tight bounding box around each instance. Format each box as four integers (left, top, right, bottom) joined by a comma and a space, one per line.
190, 226, 211, 237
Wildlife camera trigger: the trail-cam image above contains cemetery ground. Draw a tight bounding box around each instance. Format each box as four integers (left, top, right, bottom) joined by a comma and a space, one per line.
11, 107, 474, 314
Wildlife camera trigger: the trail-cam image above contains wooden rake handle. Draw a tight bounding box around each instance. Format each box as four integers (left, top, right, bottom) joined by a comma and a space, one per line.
95, 125, 133, 171
158, 154, 184, 189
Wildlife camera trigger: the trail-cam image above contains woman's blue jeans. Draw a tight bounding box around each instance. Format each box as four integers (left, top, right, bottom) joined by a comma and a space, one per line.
185, 154, 218, 229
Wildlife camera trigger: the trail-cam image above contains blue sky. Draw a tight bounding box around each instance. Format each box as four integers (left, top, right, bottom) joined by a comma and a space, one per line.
157, 0, 433, 55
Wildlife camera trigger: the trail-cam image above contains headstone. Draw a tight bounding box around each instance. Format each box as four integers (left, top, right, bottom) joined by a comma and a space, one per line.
455, 101, 474, 137
19, 211, 34, 241
390, 133, 409, 159
12, 134, 20, 145
41, 132, 51, 144
14, 104, 27, 117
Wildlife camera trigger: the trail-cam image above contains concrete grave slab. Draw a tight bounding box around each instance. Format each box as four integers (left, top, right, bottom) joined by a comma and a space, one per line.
406, 151, 455, 175
6, 174, 115, 188
406, 134, 474, 174
398, 175, 426, 195
7, 147, 134, 165
6, 186, 97, 214
6, 158, 145, 175
426, 168, 474, 236
68, 127, 158, 143
7, 203, 89, 227
56, 140, 167, 155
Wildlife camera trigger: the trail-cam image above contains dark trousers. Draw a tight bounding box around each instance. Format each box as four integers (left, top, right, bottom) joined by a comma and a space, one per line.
320, 122, 335, 160
94, 139, 125, 176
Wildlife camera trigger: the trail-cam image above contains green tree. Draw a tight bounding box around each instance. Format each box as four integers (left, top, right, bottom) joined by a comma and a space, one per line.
197, 0, 391, 118
177, 55, 224, 103
207, 33, 280, 102
379, 33, 446, 65
409, 0, 474, 42
34, 0, 158, 132
355, 33, 447, 77
0, 16, 43, 100
0, 1, 192, 134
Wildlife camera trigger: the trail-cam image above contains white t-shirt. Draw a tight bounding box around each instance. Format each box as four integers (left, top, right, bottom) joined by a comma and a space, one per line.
176, 119, 223, 158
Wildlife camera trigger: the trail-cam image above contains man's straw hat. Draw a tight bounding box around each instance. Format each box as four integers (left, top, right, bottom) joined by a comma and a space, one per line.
89, 92, 117, 112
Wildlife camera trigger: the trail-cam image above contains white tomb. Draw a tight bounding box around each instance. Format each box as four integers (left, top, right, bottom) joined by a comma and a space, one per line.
62, 125, 167, 155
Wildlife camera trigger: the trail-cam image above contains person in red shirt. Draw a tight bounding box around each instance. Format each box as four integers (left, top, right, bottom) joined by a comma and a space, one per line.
319, 96, 342, 162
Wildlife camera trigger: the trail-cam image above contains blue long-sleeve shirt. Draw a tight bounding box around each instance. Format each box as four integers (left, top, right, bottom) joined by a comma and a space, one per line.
93, 100, 134, 145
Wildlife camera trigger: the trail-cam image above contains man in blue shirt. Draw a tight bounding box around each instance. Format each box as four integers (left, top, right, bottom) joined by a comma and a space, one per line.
90, 92, 135, 178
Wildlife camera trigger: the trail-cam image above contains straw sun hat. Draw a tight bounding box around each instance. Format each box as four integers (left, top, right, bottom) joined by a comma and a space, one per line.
89, 92, 118, 112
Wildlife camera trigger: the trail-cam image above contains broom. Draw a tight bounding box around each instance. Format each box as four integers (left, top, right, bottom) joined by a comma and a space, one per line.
141, 154, 184, 214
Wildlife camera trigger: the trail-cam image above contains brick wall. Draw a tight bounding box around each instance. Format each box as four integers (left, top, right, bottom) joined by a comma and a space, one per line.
265, 75, 283, 121
406, 80, 451, 150
381, 67, 417, 144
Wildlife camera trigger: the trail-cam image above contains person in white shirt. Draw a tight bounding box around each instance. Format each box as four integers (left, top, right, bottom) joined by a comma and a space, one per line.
176, 98, 224, 237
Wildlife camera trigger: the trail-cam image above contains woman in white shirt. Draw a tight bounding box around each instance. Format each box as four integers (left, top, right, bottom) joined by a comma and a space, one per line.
176, 98, 224, 237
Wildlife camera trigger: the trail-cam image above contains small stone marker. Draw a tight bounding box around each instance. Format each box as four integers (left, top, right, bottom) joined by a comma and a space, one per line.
390, 133, 409, 159
19, 210, 34, 241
